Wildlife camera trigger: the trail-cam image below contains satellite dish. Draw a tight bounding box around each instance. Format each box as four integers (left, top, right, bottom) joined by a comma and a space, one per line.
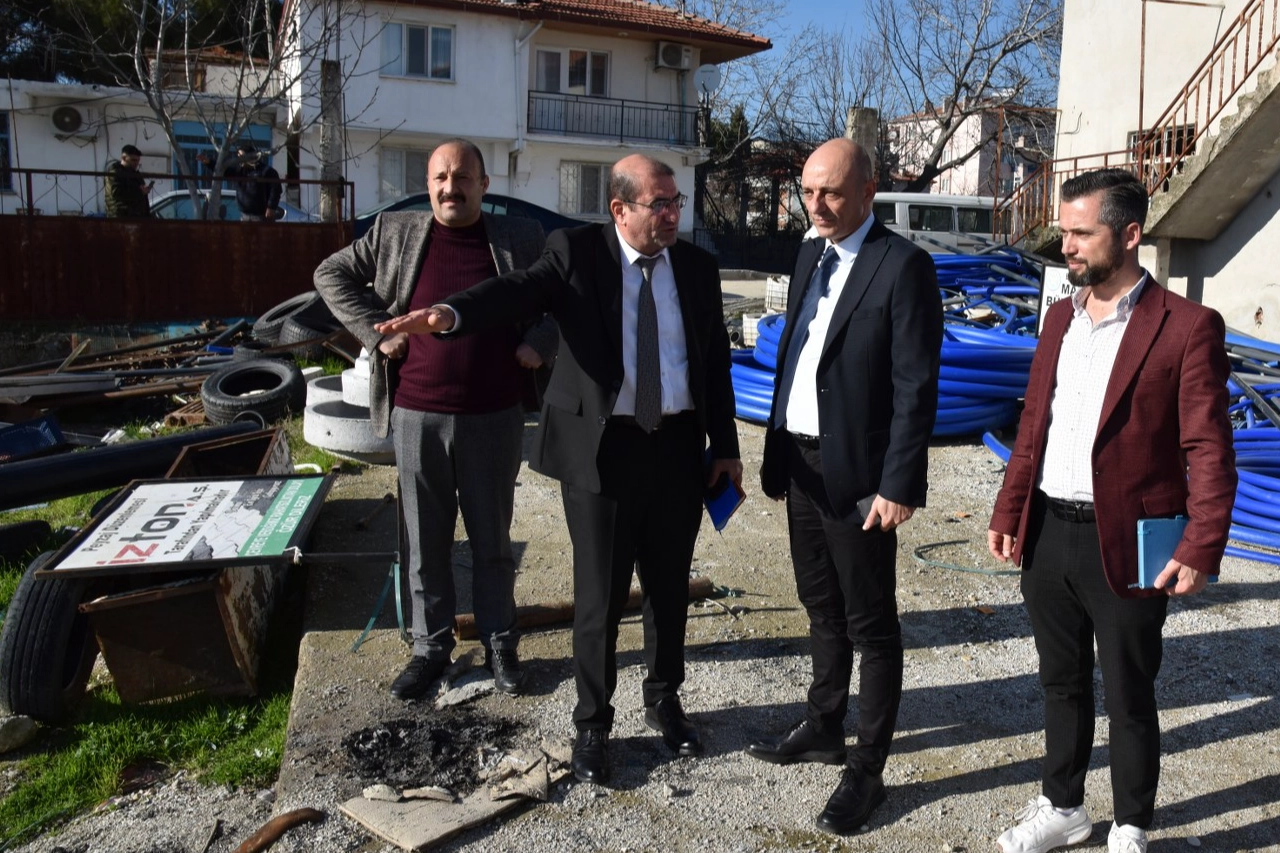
52, 105, 84, 134
692, 64, 721, 99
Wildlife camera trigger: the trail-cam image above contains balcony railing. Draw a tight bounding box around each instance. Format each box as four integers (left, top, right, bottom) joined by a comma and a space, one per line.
528, 91, 707, 147
996, 0, 1280, 244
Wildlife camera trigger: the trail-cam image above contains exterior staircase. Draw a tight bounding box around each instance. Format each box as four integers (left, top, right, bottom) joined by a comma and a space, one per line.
1146, 42, 1280, 239
997, 0, 1280, 245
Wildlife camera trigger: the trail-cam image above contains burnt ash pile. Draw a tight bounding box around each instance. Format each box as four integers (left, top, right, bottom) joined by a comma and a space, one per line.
341, 707, 523, 795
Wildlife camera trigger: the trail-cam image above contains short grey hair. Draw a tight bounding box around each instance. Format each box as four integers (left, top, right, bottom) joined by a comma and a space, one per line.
607, 156, 675, 203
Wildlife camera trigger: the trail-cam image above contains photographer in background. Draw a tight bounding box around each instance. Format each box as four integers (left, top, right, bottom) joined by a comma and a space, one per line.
199, 144, 282, 221
104, 144, 152, 218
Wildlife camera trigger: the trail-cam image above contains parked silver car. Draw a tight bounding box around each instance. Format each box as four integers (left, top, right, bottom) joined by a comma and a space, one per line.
149, 189, 318, 223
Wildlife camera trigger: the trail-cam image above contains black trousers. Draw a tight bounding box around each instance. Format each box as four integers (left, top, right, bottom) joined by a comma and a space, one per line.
786, 437, 903, 774
1021, 496, 1169, 828
562, 413, 703, 731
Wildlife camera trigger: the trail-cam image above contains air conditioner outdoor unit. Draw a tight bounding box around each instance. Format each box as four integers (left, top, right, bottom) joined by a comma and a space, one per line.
50, 105, 97, 139
655, 41, 694, 71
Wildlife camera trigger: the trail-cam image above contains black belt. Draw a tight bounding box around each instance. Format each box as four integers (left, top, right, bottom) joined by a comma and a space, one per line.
789, 432, 820, 449
609, 411, 693, 431
1040, 491, 1096, 523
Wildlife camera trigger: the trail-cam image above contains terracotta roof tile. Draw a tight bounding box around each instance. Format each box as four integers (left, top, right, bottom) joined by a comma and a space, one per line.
404, 0, 771, 56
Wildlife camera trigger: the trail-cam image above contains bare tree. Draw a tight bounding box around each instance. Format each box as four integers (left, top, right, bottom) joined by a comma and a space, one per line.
869, 0, 1062, 192
54, 0, 381, 218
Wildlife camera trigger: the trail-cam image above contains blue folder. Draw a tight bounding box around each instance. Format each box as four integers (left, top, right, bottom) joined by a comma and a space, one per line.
704, 474, 746, 533
1135, 517, 1218, 588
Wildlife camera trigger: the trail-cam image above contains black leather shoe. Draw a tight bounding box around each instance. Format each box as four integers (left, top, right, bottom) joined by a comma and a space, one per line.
485, 647, 526, 696
389, 655, 448, 700
571, 729, 610, 784
746, 719, 847, 765
816, 766, 887, 835
643, 696, 703, 756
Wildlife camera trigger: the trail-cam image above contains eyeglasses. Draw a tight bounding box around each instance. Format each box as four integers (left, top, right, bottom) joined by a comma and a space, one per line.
621, 193, 687, 214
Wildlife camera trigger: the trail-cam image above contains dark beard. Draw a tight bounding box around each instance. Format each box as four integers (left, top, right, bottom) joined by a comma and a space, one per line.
1065, 241, 1125, 287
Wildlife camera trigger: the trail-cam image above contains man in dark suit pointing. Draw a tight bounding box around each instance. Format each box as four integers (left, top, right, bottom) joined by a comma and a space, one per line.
749, 138, 941, 834
375, 154, 742, 785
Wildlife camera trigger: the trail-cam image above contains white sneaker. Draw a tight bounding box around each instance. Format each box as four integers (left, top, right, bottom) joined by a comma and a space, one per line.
996, 795, 1092, 853
1108, 823, 1147, 853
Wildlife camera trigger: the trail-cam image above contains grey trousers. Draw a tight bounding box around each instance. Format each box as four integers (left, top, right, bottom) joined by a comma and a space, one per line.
390, 405, 523, 659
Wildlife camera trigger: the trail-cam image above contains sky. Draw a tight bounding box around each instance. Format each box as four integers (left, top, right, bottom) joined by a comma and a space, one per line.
772, 0, 869, 44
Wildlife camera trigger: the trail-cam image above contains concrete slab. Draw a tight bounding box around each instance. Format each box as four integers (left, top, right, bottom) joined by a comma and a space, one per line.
339, 789, 529, 852
720, 277, 768, 302
339, 765, 571, 852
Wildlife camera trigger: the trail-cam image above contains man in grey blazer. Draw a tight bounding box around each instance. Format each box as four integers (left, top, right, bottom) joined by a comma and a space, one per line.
314, 138, 555, 699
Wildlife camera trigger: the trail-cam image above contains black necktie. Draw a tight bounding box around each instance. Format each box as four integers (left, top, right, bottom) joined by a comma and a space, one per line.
634, 256, 661, 432
773, 246, 839, 429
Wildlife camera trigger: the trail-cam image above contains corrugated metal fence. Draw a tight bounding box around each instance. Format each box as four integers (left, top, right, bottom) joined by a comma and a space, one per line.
0, 216, 352, 323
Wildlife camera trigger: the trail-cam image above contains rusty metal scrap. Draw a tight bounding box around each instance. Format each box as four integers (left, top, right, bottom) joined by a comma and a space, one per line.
164, 399, 207, 428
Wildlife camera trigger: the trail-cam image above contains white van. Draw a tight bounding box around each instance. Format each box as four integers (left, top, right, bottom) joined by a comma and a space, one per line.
870, 192, 999, 253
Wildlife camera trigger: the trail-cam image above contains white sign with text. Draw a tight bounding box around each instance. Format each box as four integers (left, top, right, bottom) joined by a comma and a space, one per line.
1038, 265, 1073, 335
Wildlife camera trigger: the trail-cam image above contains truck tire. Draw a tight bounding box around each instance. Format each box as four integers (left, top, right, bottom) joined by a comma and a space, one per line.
200, 359, 305, 425
277, 314, 342, 362
232, 340, 274, 360
252, 292, 322, 345
0, 520, 51, 562
0, 551, 97, 724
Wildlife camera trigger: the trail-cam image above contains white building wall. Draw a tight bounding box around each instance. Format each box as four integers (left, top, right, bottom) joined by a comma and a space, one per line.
518, 140, 694, 230
527, 31, 696, 106
1055, 0, 1280, 341
0, 84, 193, 215
292, 3, 522, 139
287, 0, 705, 219
1055, 0, 1254, 162
1141, 175, 1280, 341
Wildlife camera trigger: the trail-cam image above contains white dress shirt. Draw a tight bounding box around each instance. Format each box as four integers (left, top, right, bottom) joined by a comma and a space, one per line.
1037, 273, 1149, 501
783, 214, 877, 435
613, 226, 693, 416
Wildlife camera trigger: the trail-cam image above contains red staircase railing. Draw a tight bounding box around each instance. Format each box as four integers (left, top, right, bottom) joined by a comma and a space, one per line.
1138, 0, 1280, 189
996, 0, 1280, 245
997, 151, 1137, 244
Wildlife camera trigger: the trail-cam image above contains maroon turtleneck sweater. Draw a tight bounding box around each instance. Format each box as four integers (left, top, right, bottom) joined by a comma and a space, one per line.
393, 219, 522, 414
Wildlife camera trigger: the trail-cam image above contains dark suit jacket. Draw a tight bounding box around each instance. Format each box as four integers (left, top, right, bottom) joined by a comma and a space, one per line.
444, 223, 740, 494
989, 278, 1236, 597
761, 220, 942, 517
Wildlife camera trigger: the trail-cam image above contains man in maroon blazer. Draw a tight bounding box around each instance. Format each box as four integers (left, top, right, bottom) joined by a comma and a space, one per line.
987, 169, 1235, 853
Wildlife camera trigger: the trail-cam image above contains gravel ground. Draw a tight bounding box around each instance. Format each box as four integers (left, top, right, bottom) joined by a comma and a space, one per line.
10, 423, 1280, 853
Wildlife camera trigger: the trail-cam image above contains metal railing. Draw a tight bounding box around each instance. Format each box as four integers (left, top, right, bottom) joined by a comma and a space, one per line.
1138, 0, 1280, 189
0, 167, 355, 221
528, 91, 707, 146
995, 0, 1280, 244
995, 151, 1140, 244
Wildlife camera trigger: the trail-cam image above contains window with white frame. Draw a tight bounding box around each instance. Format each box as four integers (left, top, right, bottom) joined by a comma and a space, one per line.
536, 49, 609, 96
0, 113, 11, 191
559, 162, 611, 217
380, 147, 431, 202
381, 22, 454, 81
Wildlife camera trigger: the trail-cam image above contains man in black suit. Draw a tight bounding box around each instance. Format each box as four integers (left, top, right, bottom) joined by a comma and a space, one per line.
747, 139, 941, 833
375, 154, 742, 785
